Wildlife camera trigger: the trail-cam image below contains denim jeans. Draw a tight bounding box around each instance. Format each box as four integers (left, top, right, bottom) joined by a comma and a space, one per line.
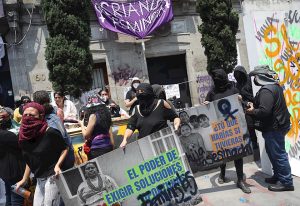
262, 129, 293, 186
4, 180, 24, 206
34, 176, 60, 206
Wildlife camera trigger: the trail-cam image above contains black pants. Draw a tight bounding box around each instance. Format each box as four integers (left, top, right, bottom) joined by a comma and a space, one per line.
245, 114, 258, 148
220, 158, 243, 181
88, 145, 113, 160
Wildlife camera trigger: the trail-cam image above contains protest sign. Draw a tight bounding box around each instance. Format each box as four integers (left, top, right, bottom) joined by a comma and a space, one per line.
57, 127, 201, 206
163, 84, 180, 99
177, 94, 253, 173
91, 0, 173, 39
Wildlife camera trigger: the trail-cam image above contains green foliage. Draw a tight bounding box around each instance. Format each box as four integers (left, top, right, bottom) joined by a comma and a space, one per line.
197, 0, 239, 74
41, 0, 93, 97
45, 35, 93, 97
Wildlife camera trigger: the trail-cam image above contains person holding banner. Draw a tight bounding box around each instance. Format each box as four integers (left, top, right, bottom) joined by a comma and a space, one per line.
16, 102, 69, 206
120, 83, 180, 147
234, 66, 259, 150
247, 66, 294, 192
204, 69, 251, 194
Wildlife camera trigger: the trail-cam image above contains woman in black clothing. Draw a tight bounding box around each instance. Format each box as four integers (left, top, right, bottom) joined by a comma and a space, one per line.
16, 102, 68, 206
124, 77, 140, 116
204, 69, 251, 194
0, 106, 25, 206
120, 83, 180, 147
234, 66, 259, 150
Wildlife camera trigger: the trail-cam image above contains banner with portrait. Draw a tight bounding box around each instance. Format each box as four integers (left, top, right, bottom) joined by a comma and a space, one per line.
56, 127, 201, 206
177, 94, 253, 173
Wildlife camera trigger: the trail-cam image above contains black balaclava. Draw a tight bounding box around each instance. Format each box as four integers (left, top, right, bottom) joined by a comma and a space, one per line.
136, 83, 156, 116
211, 69, 230, 92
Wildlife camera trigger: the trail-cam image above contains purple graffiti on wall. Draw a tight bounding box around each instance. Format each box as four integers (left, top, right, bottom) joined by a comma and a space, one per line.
111, 64, 143, 86
196, 75, 213, 104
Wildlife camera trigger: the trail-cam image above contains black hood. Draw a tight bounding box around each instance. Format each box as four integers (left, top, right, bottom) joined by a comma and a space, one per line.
234, 66, 249, 86
152, 84, 166, 100
211, 69, 231, 92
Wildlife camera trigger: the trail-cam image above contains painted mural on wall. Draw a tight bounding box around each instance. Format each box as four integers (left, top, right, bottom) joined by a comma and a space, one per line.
246, 8, 300, 175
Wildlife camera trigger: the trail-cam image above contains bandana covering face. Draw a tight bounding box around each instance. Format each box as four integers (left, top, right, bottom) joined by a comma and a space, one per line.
136, 83, 157, 117
19, 102, 48, 142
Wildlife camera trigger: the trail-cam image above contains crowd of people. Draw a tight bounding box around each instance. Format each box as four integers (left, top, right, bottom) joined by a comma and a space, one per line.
0, 65, 295, 206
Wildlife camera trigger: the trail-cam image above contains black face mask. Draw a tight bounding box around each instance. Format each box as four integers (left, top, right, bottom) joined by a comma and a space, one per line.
234, 71, 246, 85
137, 94, 156, 116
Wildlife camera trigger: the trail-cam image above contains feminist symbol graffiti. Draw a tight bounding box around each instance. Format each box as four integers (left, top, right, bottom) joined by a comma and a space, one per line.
217, 99, 238, 121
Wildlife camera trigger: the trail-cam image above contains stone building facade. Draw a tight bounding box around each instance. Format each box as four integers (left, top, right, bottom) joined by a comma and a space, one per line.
1, 0, 249, 109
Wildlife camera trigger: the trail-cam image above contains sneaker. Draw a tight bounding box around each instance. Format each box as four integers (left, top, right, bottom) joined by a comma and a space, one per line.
265, 176, 278, 184
237, 181, 251, 194
268, 183, 294, 192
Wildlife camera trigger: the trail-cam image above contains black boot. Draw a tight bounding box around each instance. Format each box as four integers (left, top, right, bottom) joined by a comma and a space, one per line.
268, 182, 294, 192
237, 180, 251, 194
265, 176, 278, 184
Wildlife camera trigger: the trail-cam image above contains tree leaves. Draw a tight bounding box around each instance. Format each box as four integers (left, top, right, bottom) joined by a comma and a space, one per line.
197, 0, 239, 74
41, 0, 93, 97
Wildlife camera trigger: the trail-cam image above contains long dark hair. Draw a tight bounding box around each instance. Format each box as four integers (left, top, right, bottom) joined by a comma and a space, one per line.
86, 104, 112, 131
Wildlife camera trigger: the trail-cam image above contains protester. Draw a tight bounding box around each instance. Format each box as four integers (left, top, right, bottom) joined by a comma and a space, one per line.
124, 77, 140, 115
152, 84, 176, 112
33, 90, 75, 170
0, 106, 25, 206
79, 102, 114, 160
204, 69, 251, 194
99, 88, 121, 118
120, 83, 180, 147
234, 66, 259, 149
16, 102, 69, 206
77, 162, 119, 206
13, 96, 31, 124
246, 65, 294, 192
54, 91, 77, 121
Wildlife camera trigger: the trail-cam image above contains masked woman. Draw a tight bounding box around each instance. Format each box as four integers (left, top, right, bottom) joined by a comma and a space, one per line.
16, 102, 69, 206
124, 77, 140, 116
99, 88, 121, 118
204, 69, 251, 194
120, 83, 181, 147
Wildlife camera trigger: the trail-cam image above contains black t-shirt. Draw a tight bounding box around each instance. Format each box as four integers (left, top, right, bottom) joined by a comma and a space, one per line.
125, 89, 138, 115
127, 100, 178, 139
0, 130, 25, 181
20, 127, 67, 178
205, 85, 239, 101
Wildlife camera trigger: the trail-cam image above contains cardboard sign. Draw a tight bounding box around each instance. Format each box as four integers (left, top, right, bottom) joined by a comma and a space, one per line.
177, 94, 253, 172
56, 127, 201, 206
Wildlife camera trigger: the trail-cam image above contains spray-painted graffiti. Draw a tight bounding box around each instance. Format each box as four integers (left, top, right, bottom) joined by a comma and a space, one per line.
196, 75, 213, 104
253, 10, 300, 161
111, 64, 143, 86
